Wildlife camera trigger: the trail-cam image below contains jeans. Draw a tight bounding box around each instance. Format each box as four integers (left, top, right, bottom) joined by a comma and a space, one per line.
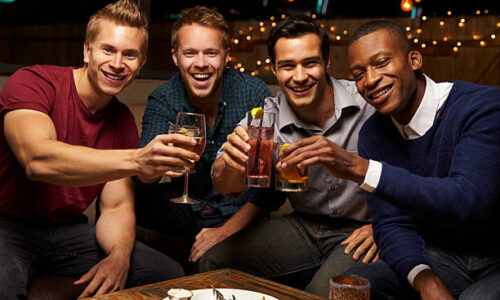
0, 220, 185, 300
199, 212, 368, 298
135, 185, 228, 239
347, 244, 500, 300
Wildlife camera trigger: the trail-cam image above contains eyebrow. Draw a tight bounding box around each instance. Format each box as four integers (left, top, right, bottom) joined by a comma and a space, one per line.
277, 56, 322, 66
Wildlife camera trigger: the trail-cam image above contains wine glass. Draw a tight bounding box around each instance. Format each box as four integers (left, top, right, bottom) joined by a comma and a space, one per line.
170, 112, 206, 204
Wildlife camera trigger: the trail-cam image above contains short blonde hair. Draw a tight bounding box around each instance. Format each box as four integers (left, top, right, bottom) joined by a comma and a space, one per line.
171, 6, 230, 51
85, 0, 149, 60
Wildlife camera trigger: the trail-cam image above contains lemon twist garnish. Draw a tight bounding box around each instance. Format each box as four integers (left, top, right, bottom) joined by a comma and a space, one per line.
250, 107, 264, 119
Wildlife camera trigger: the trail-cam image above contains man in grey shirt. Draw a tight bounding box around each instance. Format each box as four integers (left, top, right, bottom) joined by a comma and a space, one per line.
200, 16, 377, 297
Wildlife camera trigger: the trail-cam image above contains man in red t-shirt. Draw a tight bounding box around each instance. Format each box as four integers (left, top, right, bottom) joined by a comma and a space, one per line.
0, 1, 197, 299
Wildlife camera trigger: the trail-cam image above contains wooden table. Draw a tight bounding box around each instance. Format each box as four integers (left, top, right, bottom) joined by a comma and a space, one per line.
83, 268, 327, 300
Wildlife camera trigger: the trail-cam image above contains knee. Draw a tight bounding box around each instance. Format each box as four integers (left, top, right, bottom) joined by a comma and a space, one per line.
459, 286, 500, 300
198, 247, 225, 273
128, 242, 185, 286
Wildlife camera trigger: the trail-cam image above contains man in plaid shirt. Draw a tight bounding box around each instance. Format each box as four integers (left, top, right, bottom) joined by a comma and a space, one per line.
135, 6, 271, 267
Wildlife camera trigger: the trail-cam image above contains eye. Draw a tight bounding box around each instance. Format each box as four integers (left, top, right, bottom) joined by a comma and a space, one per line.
184, 51, 196, 57
375, 58, 390, 68
352, 71, 364, 81
124, 51, 138, 59
278, 64, 294, 70
103, 47, 112, 54
207, 50, 219, 56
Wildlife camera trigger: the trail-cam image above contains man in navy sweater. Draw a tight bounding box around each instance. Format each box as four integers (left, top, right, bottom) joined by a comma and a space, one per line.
277, 20, 499, 299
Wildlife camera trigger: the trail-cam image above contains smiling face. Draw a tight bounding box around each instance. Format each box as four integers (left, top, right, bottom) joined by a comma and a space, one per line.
348, 29, 423, 123
83, 19, 146, 99
272, 33, 330, 110
172, 23, 229, 101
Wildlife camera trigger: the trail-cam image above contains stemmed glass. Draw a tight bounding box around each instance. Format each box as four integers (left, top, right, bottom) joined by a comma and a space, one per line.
170, 112, 206, 204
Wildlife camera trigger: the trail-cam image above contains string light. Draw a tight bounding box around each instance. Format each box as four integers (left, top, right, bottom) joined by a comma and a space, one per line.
416, 28, 422, 34
400, 0, 413, 12
330, 26, 336, 31
422, 16, 427, 21
491, 34, 496, 40
453, 46, 459, 52
456, 42, 462, 47
439, 20, 445, 26
432, 40, 437, 45
265, 58, 271, 64
479, 41, 486, 47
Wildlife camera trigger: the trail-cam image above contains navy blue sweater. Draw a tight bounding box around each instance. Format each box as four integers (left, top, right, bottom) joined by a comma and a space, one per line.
358, 80, 500, 281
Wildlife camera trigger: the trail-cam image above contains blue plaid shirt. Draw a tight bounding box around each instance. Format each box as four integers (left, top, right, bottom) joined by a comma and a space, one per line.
139, 68, 271, 216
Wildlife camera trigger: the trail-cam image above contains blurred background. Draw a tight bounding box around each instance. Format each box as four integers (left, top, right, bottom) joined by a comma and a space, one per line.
0, 0, 498, 85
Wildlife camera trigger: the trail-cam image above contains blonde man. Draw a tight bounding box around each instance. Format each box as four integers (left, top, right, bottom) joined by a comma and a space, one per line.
0, 0, 189, 298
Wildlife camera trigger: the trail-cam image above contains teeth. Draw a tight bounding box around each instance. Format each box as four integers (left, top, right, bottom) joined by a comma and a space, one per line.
193, 74, 210, 79
104, 73, 125, 80
372, 87, 390, 99
291, 86, 312, 92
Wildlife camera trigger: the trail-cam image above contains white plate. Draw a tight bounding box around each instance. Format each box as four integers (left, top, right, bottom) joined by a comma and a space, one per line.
190, 288, 278, 300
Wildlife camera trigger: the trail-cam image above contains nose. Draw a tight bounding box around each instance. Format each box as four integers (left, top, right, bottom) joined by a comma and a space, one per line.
365, 67, 381, 88
194, 53, 208, 69
292, 65, 308, 83
110, 53, 124, 70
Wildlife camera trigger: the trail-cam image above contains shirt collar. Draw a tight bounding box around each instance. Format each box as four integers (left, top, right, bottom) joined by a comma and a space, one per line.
277, 75, 364, 132
392, 74, 453, 139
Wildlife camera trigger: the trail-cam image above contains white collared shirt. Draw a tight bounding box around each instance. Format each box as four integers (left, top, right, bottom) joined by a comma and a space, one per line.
359, 75, 453, 287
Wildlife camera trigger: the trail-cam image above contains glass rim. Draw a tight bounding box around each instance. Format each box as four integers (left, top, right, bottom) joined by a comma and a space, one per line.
329, 274, 370, 289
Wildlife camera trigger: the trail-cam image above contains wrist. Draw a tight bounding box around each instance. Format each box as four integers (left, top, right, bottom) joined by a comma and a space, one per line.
350, 155, 369, 184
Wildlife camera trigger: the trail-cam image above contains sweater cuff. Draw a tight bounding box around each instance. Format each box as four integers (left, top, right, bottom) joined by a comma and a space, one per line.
359, 160, 382, 193
407, 264, 432, 288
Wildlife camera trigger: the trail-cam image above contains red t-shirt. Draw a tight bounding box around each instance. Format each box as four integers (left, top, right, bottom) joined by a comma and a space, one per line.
0, 65, 139, 223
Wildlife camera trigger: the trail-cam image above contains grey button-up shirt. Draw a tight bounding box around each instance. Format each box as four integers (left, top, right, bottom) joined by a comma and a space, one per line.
216, 76, 375, 222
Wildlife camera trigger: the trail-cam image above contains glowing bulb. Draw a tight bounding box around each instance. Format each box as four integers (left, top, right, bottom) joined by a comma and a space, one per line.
456, 42, 461, 46
400, 0, 413, 12
312, 14, 317, 19
413, 38, 419, 43
233, 39, 239, 44
460, 18, 465, 23
259, 22, 264, 27
260, 27, 266, 32
248, 26, 254, 31
458, 22, 464, 28
453, 46, 459, 52
480, 41, 486, 47
422, 16, 427, 21
251, 71, 256, 76
272, 22, 276, 27
238, 30, 244, 35
330, 26, 336, 31
407, 34, 413, 39
439, 21, 445, 26
432, 40, 437, 45
265, 58, 271, 64
239, 67, 245, 72
405, 26, 411, 31
246, 35, 251, 41
447, 11, 452, 16
472, 34, 481, 40
336, 35, 341, 40
256, 60, 262, 66
443, 36, 448, 41
270, 16, 275, 21
281, 14, 286, 19
343, 30, 348, 35
476, 10, 481, 15
416, 28, 422, 34
421, 43, 426, 48
491, 34, 496, 39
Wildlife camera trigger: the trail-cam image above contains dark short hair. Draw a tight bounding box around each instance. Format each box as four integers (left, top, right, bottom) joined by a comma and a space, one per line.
267, 15, 330, 65
349, 20, 410, 52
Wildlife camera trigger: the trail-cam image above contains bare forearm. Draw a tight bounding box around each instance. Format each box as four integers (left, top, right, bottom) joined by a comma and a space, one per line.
212, 157, 246, 196
25, 141, 138, 187
96, 208, 135, 258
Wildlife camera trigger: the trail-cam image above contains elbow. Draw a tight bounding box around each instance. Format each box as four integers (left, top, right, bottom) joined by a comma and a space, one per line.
24, 159, 52, 182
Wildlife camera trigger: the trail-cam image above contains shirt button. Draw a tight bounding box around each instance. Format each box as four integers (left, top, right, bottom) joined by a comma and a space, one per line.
211, 140, 215, 145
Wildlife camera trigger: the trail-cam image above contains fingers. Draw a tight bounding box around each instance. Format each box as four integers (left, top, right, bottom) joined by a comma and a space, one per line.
361, 243, 379, 264
74, 265, 97, 285
223, 127, 250, 172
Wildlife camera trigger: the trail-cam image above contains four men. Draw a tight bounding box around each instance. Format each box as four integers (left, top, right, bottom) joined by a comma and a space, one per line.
1, 1, 498, 299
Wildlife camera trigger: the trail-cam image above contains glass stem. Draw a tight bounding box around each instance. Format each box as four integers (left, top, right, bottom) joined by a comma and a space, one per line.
183, 169, 189, 198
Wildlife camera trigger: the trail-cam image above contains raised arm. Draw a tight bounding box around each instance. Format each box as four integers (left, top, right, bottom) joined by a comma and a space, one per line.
4, 109, 199, 186
212, 126, 250, 196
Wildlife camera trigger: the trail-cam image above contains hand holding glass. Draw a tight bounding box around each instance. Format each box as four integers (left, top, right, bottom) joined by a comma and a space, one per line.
170, 112, 206, 204
275, 143, 308, 192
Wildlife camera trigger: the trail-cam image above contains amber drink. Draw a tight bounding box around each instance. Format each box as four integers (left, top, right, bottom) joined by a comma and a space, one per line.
275, 143, 308, 192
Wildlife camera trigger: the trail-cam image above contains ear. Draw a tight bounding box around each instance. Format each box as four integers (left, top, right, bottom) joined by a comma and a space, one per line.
171, 48, 179, 67
83, 42, 90, 64
408, 50, 423, 72
139, 56, 147, 69
325, 57, 331, 70
224, 47, 231, 66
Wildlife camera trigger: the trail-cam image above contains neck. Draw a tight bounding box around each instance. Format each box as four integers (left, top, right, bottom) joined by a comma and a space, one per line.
188, 84, 223, 131
292, 82, 335, 129
73, 67, 113, 114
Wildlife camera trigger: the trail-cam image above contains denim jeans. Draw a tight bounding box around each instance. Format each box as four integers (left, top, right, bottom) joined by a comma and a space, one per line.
347, 244, 500, 300
199, 212, 368, 298
0, 220, 185, 300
